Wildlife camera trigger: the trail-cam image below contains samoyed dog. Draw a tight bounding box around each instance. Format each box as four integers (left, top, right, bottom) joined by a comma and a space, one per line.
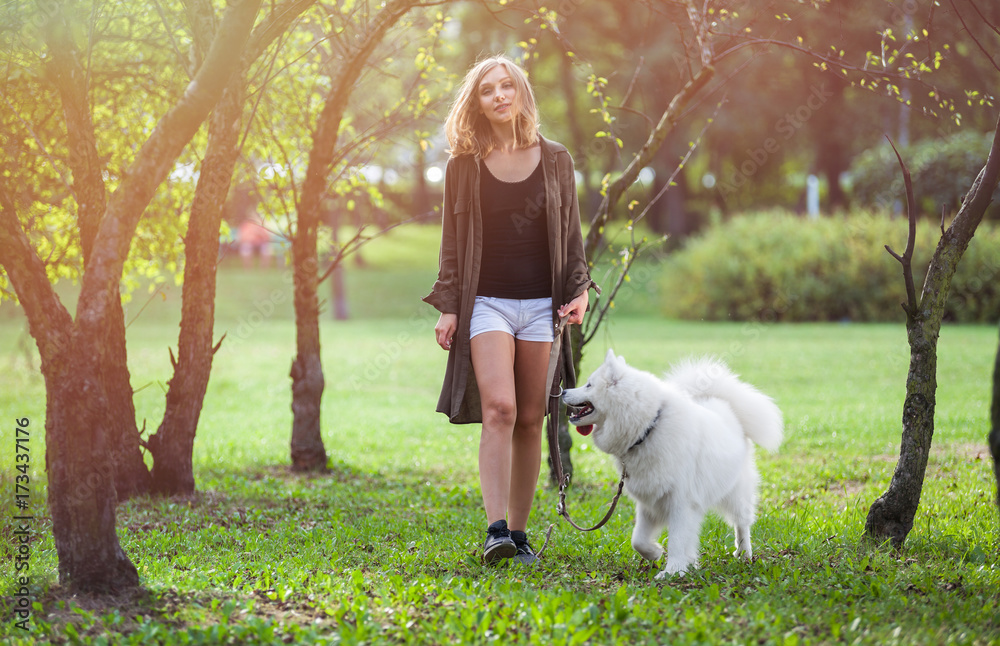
562, 351, 783, 579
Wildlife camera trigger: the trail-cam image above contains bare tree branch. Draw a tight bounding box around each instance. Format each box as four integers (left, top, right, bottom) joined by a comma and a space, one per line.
635, 97, 721, 225
582, 96, 718, 345
153, 0, 195, 79
618, 55, 645, 110
883, 136, 919, 319
713, 34, 923, 86
683, 0, 713, 67
245, 0, 316, 63
587, 62, 714, 250
0, 179, 74, 363
43, 8, 108, 264
967, 0, 1000, 38
182, 0, 219, 62
951, 0, 1000, 74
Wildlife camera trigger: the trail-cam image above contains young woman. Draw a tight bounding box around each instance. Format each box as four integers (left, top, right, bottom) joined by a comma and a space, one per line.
423, 55, 596, 564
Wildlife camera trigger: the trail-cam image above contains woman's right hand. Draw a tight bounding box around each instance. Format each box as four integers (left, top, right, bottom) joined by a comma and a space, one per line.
435, 313, 458, 351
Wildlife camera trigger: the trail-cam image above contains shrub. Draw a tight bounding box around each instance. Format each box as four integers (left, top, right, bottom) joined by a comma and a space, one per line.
849, 131, 1000, 218
659, 211, 1000, 323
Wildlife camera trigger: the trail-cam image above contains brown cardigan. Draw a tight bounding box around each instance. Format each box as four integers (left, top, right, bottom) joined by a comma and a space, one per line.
423, 136, 596, 424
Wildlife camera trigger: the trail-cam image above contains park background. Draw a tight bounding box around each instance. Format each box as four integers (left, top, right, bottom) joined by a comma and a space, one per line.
1, 0, 1000, 643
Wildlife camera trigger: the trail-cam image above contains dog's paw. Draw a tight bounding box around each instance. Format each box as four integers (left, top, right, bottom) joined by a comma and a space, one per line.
633, 542, 663, 563
657, 559, 691, 578
654, 566, 687, 580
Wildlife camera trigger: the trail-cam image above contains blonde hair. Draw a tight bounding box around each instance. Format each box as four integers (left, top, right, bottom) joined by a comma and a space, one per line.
445, 55, 540, 158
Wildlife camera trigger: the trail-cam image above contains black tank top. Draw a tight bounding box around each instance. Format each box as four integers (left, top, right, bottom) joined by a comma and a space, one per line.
476, 158, 551, 299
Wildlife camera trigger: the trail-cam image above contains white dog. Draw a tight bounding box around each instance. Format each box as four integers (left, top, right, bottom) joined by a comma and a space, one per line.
562, 351, 783, 579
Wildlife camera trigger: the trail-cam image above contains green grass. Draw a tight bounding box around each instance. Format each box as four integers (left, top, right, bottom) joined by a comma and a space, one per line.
1, 223, 999, 644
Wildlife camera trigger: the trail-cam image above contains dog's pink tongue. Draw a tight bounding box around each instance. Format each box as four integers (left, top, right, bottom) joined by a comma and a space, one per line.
576, 424, 594, 436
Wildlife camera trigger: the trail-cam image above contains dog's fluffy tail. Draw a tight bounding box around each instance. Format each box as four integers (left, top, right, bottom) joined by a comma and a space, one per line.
667, 357, 784, 452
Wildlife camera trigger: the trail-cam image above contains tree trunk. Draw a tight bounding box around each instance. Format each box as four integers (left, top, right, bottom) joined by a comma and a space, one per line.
559, 52, 597, 212
148, 79, 244, 495
330, 209, 350, 320
865, 113, 1000, 547
808, 67, 850, 212
864, 332, 937, 547
104, 295, 152, 500
990, 324, 1000, 514
332, 263, 349, 320
0, 188, 138, 593
552, 324, 585, 484
45, 339, 140, 593
44, 7, 150, 501
290, 226, 329, 471
287, 0, 416, 471
291, 89, 332, 472
414, 143, 431, 218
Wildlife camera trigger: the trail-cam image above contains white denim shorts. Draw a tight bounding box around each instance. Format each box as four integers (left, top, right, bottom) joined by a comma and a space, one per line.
469, 296, 555, 342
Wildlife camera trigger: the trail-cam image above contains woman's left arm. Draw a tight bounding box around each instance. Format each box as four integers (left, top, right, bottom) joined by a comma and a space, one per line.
560, 151, 599, 323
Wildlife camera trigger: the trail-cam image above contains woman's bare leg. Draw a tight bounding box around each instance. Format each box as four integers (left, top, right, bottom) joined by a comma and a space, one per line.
471, 331, 517, 524
507, 338, 552, 532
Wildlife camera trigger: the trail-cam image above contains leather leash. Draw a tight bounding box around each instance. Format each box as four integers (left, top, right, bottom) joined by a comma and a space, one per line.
535, 315, 627, 558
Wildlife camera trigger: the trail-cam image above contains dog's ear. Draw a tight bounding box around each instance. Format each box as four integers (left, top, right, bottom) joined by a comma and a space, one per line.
604, 349, 624, 385
605, 349, 627, 368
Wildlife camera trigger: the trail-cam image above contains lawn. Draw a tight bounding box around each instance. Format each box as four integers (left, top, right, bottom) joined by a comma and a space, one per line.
1, 224, 998, 644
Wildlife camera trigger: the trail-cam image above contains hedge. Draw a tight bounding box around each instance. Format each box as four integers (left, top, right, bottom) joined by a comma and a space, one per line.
659, 211, 1000, 323
849, 130, 1000, 218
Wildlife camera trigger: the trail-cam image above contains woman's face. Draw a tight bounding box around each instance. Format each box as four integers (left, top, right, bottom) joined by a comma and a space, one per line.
477, 64, 516, 128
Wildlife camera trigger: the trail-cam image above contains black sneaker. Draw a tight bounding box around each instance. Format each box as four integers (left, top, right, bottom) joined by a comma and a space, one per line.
510, 530, 538, 565
483, 519, 516, 564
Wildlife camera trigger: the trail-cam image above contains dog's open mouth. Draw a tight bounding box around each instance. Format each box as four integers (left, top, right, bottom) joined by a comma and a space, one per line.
566, 402, 595, 436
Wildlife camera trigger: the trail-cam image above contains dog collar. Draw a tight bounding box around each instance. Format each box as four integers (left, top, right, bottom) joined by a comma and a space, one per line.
627, 407, 662, 453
